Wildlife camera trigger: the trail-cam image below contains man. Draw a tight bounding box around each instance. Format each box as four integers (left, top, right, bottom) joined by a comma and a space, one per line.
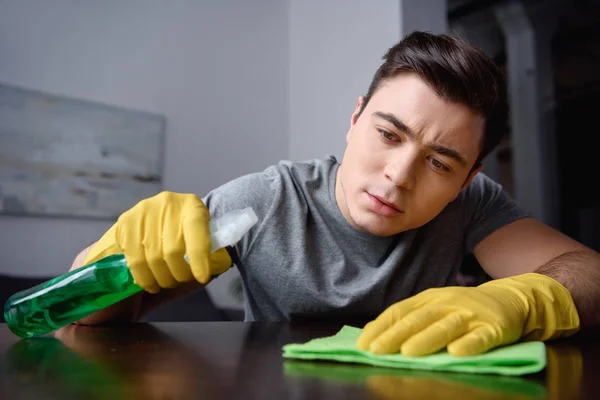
71, 31, 600, 357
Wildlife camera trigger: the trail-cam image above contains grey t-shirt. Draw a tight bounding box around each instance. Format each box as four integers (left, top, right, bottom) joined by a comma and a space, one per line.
203, 156, 528, 322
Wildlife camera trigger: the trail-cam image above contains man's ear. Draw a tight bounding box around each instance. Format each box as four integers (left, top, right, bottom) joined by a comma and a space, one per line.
347, 96, 365, 143
351, 96, 365, 126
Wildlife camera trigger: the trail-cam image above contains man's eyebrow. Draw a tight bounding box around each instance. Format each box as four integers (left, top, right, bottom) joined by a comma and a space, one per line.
373, 111, 469, 167
374, 111, 411, 134
429, 144, 468, 167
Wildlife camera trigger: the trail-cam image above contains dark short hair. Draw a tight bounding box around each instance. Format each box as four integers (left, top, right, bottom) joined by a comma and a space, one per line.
357, 31, 508, 167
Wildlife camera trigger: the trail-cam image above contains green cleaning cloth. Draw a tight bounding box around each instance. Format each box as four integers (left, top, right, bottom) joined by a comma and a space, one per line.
282, 326, 546, 376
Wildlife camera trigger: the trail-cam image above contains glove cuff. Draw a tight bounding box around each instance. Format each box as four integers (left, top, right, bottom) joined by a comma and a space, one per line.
480, 273, 580, 341
83, 223, 122, 265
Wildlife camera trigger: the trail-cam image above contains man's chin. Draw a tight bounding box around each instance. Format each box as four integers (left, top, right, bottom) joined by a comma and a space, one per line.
366, 225, 405, 237
352, 212, 407, 237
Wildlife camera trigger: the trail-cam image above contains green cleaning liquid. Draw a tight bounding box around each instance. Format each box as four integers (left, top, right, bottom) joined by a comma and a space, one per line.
4, 254, 142, 338
4, 207, 258, 339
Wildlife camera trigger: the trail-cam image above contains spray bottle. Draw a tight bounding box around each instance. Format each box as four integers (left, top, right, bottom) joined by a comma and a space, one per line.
4, 207, 258, 338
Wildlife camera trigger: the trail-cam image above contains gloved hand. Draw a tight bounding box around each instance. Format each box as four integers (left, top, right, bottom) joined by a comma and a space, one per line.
84, 191, 232, 294
356, 273, 580, 357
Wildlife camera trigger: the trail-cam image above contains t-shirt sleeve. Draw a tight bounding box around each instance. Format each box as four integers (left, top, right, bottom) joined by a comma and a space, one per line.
459, 173, 530, 253
201, 165, 282, 262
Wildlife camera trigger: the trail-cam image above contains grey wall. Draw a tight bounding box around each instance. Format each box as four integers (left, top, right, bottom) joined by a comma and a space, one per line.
288, 0, 401, 162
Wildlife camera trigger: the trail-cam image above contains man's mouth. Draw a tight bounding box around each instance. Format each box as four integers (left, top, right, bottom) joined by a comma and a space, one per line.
366, 192, 404, 216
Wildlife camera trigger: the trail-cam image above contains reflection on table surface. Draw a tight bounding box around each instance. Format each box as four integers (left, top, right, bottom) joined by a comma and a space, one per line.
0, 322, 596, 399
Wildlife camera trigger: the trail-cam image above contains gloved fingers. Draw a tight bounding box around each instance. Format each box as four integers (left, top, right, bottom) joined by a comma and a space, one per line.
182, 201, 212, 284
209, 248, 233, 276
116, 217, 160, 294
447, 326, 499, 357
363, 308, 443, 355
163, 215, 194, 283
164, 246, 193, 283
127, 253, 160, 294
137, 210, 178, 289
400, 312, 470, 357
145, 246, 178, 289
356, 298, 420, 351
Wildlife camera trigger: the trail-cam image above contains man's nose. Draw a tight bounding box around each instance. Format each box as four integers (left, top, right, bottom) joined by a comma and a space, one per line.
384, 150, 418, 190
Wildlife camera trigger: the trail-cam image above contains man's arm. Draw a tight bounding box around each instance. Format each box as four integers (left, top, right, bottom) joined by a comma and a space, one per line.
474, 217, 600, 329
70, 243, 204, 326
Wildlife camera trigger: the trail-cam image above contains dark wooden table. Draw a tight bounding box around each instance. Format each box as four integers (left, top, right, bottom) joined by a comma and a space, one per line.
0, 322, 598, 399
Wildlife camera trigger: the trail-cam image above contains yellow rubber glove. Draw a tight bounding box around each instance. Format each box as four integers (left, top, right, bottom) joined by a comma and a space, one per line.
83, 191, 232, 294
356, 273, 580, 357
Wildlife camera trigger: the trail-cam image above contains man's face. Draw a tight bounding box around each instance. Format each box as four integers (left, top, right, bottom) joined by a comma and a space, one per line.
336, 73, 485, 236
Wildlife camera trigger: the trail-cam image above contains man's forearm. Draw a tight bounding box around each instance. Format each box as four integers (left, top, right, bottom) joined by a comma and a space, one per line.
536, 250, 600, 330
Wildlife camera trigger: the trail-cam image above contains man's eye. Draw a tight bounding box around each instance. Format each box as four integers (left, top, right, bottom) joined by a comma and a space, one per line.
379, 129, 398, 142
429, 157, 450, 172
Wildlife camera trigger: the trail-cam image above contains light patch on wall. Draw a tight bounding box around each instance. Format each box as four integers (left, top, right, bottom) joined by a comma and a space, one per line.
0, 83, 164, 219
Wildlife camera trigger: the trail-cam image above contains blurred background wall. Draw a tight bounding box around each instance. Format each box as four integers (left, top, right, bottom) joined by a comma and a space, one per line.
1, 0, 599, 315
